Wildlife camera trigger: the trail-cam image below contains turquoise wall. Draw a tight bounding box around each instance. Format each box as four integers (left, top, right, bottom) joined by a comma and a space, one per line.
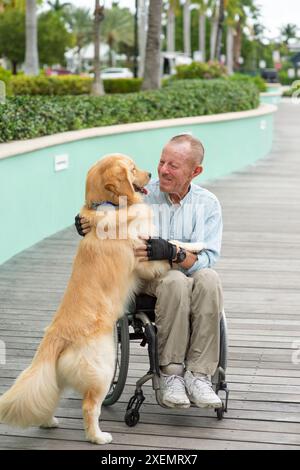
260, 93, 282, 105
0, 110, 275, 264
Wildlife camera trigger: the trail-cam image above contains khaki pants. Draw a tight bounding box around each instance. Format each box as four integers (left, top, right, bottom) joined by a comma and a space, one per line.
141, 268, 223, 376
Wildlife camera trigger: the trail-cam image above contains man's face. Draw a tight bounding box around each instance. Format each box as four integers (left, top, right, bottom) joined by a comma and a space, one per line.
158, 142, 202, 196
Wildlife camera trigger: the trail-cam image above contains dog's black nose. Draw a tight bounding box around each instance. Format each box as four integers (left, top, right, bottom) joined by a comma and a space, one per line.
148, 172, 152, 178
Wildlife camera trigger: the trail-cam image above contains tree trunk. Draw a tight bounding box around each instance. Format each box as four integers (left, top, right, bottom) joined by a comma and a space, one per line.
138, 0, 148, 78
226, 26, 234, 75
142, 0, 162, 90
198, 13, 206, 62
91, 0, 104, 96
210, 12, 218, 60
167, 5, 175, 52
25, 0, 39, 76
215, 0, 225, 61
233, 19, 242, 70
183, 0, 191, 57
12, 60, 18, 75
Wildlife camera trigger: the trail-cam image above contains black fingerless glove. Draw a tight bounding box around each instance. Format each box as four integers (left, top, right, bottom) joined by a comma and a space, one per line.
75, 214, 85, 237
146, 237, 177, 264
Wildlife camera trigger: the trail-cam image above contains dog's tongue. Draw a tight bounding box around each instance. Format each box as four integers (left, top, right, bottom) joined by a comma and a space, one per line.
141, 187, 148, 195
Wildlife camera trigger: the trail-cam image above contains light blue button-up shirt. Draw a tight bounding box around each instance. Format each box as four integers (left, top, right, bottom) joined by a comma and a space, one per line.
144, 180, 223, 276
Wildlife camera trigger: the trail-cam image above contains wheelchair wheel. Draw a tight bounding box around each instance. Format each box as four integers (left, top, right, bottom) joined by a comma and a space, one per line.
212, 311, 229, 391
219, 311, 228, 371
103, 315, 130, 406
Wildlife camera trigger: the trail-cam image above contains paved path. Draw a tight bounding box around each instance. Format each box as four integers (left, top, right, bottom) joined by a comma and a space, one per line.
0, 101, 300, 449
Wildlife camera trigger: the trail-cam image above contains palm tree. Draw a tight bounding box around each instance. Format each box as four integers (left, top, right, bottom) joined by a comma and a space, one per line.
166, 0, 179, 53
210, 0, 219, 60
24, 0, 39, 75
233, 0, 258, 70
91, 0, 104, 96
138, 0, 148, 77
280, 23, 299, 45
193, 0, 212, 62
47, 0, 71, 12
225, 0, 242, 74
215, 0, 225, 61
183, 0, 191, 56
142, 0, 163, 90
101, 4, 134, 67
64, 7, 93, 73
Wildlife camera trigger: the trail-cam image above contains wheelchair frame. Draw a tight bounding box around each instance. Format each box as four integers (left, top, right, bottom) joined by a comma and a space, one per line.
103, 294, 229, 427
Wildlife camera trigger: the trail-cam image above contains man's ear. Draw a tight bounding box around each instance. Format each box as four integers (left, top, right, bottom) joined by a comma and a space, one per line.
192, 165, 203, 178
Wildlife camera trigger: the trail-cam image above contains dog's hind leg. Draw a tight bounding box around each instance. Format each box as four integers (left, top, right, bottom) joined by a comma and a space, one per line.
82, 389, 112, 445
40, 416, 59, 428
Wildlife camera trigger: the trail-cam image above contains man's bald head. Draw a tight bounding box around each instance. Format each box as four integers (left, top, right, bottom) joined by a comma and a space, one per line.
165, 134, 205, 168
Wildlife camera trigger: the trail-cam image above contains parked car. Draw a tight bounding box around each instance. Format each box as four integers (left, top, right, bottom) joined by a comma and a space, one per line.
100, 67, 133, 79
260, 68, 279, 83
45, 68, 73, 76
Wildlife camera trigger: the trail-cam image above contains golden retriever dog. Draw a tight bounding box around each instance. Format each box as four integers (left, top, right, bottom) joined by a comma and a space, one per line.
0, 154, 170, 445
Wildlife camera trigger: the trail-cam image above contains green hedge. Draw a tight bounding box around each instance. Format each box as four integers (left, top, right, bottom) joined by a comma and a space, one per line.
0, 80, 259, 143
174, 61, 227, 80
227, 73, 267, 92
103, 78, 142, 94
165, 70, 267, 92
9, 75, 142, 95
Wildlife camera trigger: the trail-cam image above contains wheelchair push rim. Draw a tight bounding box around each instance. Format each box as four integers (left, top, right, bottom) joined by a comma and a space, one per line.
103, 315, 130, 406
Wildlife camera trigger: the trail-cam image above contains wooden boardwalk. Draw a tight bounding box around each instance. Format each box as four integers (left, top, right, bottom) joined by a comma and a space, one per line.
0, 100, 300, 450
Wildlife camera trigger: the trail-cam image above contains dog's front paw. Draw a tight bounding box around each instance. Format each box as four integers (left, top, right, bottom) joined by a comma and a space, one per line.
89, 432, 113, 445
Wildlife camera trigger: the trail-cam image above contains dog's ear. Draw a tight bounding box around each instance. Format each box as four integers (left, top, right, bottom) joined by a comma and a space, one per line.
104, 166, 136, 203
104, 182, 116, 193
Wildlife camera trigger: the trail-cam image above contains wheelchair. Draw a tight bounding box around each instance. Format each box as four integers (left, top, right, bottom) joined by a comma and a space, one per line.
103, 294, 229, 427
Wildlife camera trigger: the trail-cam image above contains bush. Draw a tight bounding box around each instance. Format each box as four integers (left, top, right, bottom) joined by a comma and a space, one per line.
11, 75, 92, 95
278, 69, 297, 86
0, 66, 13, 96
228, 73, 267, 92
174, 61, 227, 80
282, 81, 300, 97
9, 75, 142, 95
0, 79, 259, 143
103, 78, 142, 94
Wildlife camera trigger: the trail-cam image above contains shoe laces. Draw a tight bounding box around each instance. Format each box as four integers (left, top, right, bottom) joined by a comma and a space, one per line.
164, 374, 185, 392
190, 374, 212, 392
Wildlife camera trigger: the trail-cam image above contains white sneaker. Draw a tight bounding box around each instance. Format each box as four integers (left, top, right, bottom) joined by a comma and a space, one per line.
159, 374, 190, 408
184, 370, 222, 409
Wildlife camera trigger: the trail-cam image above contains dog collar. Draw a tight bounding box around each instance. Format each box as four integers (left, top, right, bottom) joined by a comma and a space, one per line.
91, 201, 118, 210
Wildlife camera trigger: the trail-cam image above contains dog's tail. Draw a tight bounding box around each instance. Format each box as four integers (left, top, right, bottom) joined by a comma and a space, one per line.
0, 334, 65, 427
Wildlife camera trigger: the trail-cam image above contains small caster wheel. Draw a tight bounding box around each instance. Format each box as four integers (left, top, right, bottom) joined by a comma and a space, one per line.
125, 409, 140, 427
216, 405, 225, 420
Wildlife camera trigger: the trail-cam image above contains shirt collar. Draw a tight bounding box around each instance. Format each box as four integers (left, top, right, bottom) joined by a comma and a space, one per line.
166, 185, 192, 206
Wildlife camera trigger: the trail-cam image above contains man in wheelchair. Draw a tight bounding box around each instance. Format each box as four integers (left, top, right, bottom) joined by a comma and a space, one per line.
76, 134, 223, 410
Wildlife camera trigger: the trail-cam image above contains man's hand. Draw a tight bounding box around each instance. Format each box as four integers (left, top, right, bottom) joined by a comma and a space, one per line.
74, 214, 92, 237
147, 237, 177, 262
134, 238, 149, 262
134, 237, 177, 263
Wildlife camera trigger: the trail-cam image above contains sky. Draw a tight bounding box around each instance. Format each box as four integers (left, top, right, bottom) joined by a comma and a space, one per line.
62, 0, 300, 40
